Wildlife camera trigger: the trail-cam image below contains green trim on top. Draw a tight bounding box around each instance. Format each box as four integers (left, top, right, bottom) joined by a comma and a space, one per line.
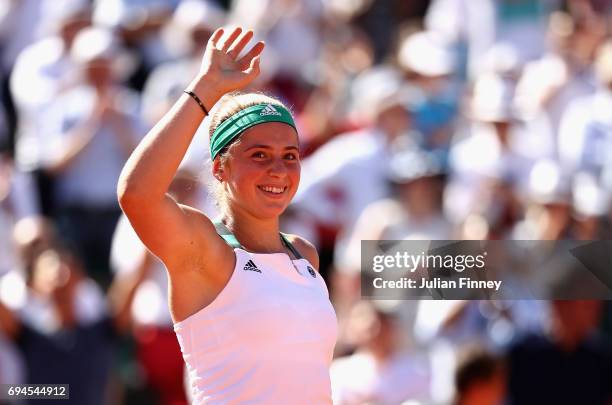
213, 221, 302, 259
280, 233, 303, 260
214, 221, 243, 249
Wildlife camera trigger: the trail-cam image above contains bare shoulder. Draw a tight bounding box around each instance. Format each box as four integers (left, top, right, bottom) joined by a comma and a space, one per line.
165, 203, 233, 270
284, 233, 320, 270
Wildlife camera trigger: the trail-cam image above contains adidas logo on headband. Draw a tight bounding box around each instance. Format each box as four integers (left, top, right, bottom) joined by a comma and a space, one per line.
260, 104, 282, 116
210, 103, 296, 159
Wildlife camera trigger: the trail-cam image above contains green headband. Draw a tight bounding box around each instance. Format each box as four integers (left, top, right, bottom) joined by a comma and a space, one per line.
210, 103, 296, 160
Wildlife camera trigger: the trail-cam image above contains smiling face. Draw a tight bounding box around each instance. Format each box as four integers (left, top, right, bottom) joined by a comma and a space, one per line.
213, 122, 300, 219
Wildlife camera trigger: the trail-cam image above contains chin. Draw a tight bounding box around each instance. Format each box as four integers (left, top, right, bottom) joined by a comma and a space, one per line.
252, 203, 289, 220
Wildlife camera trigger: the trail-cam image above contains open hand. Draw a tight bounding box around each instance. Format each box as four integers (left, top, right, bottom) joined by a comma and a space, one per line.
199, 27, 265, 95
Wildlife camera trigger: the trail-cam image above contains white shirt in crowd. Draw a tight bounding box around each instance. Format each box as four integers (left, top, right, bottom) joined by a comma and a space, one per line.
446, 121, 553, 222
339, 199, 453, 274
11, 36, 76, 171
330, 351, 431, 405
0, 161, 40, 275
39, 85, 145, 208
558, 88, 612, 177
111, 215, 173, 327
230, 0, 324, 77
293, 128, 393, 263
426, 0, 560, 77
93, 0, 179, 68
515, 53, 598, 145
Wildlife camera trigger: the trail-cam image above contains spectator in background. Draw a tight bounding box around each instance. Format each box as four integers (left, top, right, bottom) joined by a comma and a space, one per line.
454, 348, 506, 405
571, 171, 611, 239
0, 0, 90, 155
0, 327, 24, 391
0, 215, 53, 391
396, 30, 460, 156
142, 0, 226, 126
507, 300, 612, 405
226, 0, 327, 112
0, 0, 45, 76
558, 39, 612, 180
292, 66, 417, 275
425, 0, 561, 78
296, 22, 375, 149
334, 148, 452, 313
0, 0, 43, 155
514, 11, 605, 154
93, 0, 180, 89
557, 38, 612, 235
330, 301, 431, 405
0, 215, 156, 404
10, 2, 91, 173
230, 0, 324, 80
0, 246, 114, 405
447, 73, 552, 238
512, 159, 572, 240
567, 0, 612, 19
0, 154, 40, 276
344, 148, 452, 259
322, 0, 431, 63
38, 27, 144, 286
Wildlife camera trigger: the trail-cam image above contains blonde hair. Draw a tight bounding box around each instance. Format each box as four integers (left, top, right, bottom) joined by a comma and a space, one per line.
207, 92, 293, 212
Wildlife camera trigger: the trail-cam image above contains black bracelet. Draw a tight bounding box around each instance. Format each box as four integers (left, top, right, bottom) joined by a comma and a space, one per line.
184, 90, 209, 115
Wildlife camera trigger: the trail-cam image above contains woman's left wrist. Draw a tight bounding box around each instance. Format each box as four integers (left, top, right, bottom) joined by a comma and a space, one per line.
188, 75, 224, 111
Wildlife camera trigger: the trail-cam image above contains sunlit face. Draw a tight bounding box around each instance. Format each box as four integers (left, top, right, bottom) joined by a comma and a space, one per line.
214, 122, 300, 219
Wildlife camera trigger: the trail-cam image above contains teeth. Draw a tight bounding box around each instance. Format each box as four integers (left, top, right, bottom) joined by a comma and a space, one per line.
260, 186, 284, 194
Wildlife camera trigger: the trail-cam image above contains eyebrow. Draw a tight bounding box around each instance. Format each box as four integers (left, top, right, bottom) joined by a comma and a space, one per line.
245, 144, 300, 151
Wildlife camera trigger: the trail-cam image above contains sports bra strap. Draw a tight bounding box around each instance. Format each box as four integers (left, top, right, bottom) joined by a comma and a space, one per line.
280, 233, 303, 260
213, 221, 303, 259
214, 221, 243, 249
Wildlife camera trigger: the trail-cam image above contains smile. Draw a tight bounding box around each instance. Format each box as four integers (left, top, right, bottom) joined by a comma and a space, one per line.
257, 185, 287, 195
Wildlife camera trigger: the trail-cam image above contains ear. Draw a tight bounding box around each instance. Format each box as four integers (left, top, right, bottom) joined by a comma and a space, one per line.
212, 158, 225, 182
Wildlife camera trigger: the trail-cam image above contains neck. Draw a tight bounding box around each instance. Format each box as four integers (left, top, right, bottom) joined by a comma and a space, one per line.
222, 207, 285, 254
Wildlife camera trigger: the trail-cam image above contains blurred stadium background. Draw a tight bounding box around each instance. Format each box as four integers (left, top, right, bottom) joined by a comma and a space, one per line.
0, 0, 611, 404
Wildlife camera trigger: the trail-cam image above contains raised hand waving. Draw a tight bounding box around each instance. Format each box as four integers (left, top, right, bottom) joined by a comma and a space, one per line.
200, 27, 265, 95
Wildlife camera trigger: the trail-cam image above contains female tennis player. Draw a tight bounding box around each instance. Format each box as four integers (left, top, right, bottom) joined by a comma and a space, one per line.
117, 27, 337, 404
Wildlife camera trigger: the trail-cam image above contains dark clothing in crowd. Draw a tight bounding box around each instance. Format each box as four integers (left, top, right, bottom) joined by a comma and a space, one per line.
56, 205, 122, 287
507, 333, 612, 405
15, 318, 114, 405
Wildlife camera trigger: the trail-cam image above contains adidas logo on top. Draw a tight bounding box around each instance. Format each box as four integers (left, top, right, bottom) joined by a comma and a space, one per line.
260, 104, 282, 116
243, 259, 261, 273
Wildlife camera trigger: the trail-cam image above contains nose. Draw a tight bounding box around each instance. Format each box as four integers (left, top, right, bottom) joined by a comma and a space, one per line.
268, 157, 287, 178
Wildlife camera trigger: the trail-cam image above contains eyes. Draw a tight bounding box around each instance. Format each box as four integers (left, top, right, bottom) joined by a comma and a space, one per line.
250, 150, 299, 161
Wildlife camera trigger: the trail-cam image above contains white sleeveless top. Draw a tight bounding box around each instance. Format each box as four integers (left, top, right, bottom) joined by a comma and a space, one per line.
173, 247, 338, 404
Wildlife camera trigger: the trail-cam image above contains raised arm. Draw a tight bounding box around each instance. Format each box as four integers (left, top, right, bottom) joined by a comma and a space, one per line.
117, 27, 264, 268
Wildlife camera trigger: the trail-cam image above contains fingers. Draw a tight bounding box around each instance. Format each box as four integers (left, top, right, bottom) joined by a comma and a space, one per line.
226, 30, 254, 59
209, 27, 224, 47
236, 41, 265, 69
244, 55, 261, 77
218, 27, 243, 52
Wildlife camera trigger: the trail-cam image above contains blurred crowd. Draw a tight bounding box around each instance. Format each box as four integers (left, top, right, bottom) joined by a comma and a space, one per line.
1, 0, 612, 404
